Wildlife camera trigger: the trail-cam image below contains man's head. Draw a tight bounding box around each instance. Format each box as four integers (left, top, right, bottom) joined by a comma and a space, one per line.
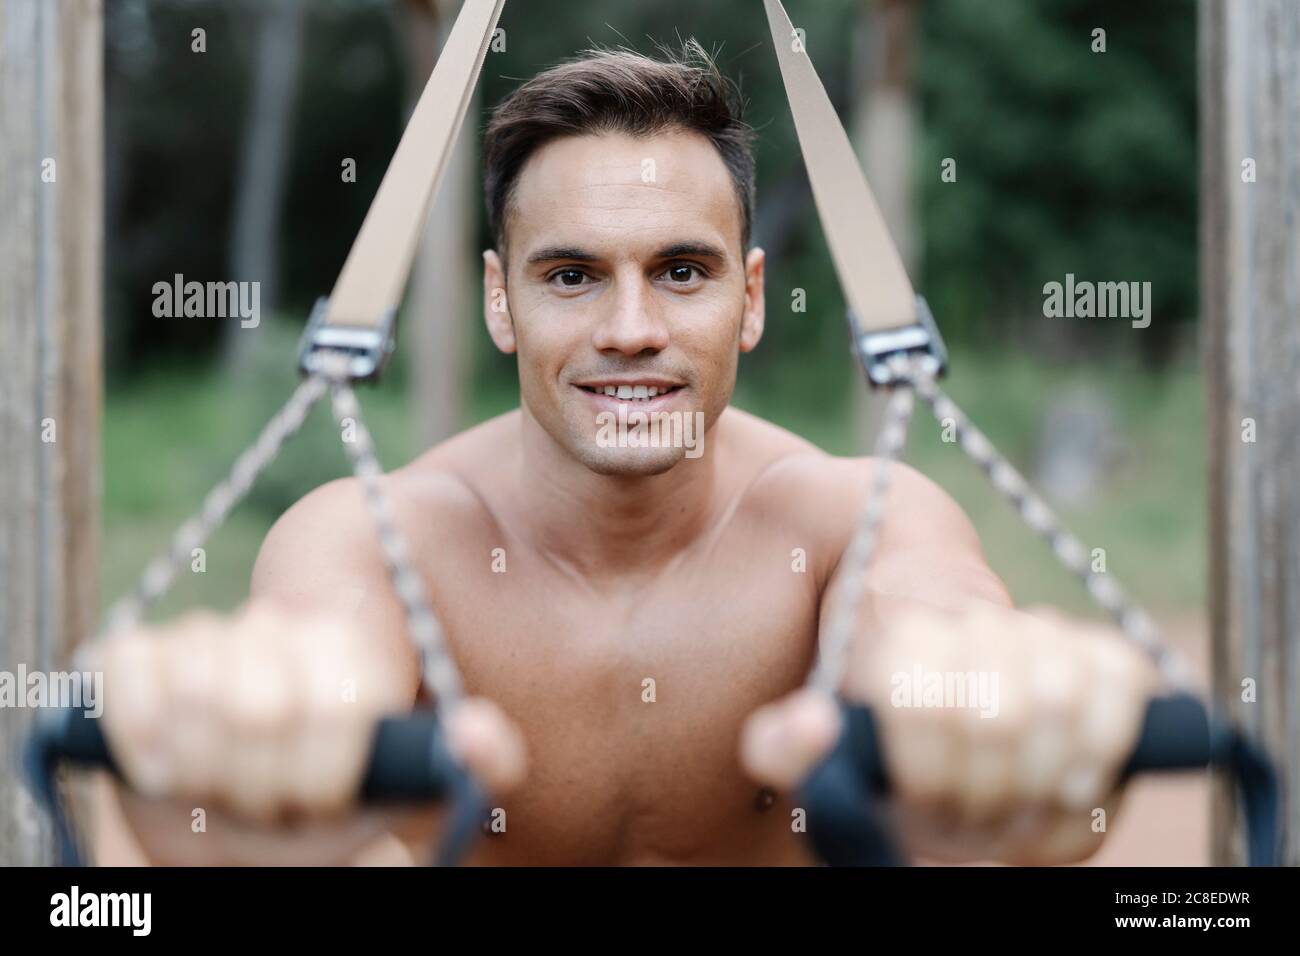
481, 42, 766, 476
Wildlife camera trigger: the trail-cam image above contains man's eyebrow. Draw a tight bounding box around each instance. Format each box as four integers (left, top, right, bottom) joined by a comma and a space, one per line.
655, 241, 728, 261
523, 241, 730, 267
524, 245, 600, 266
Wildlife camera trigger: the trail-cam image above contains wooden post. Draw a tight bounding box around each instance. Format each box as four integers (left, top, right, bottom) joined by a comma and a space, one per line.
1201, 0, 1300, 866
0, 0, 103, 865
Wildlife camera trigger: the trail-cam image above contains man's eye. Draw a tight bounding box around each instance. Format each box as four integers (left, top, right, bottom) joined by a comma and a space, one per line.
551, 269, 588, 287
664, 264, 700, 283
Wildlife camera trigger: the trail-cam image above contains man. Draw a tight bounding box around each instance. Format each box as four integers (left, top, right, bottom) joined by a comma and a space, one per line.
93, 43, 1156, 866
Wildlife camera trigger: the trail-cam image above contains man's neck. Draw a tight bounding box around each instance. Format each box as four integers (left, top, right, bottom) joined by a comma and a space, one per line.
511, 407, 723, 580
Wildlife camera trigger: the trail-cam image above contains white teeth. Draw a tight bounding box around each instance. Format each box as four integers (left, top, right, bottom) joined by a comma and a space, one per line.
589, 384, 676, 400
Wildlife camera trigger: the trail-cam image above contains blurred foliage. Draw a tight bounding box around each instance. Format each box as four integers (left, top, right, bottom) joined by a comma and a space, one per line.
917, 0, 1197, 364
105, 0, 1197, 394
105, 0, 405, 373
100, 0, 1204, 623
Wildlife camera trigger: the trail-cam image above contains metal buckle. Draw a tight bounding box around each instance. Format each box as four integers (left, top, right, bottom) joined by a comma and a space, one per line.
851, 296, 948, 387
296, 297, 397, 382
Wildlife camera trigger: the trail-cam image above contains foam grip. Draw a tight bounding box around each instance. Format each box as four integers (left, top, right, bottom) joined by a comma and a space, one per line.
1121, 692, 1224, 774
27, 704, 487, 868
798, 693, 1261, 866
31, 705, 462, 804
799, 704, 901, 866
361, 710, 461, 802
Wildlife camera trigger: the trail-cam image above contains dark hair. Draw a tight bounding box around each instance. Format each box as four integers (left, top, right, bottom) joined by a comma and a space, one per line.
483, 40, 756, 253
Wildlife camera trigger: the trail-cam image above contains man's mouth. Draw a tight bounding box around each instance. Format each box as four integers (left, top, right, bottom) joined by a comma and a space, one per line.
575, 382, 685, 403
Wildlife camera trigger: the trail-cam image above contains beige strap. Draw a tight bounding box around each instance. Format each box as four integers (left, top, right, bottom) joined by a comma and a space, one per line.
762, 0, 917, 334
324, 0, 505, 331
320, 0, 912, 339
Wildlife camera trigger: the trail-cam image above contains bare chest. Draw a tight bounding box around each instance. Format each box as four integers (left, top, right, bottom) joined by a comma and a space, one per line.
427, 533, 820, 864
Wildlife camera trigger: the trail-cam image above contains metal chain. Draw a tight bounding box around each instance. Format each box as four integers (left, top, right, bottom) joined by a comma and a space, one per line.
86, 344, 1186, 711
810, 355, 1193, 695
324, 370, 464, 717
79, 356, 467, 716
907, 365, 1192, 687
809, 355, 917, 695
85, 373, 331, 652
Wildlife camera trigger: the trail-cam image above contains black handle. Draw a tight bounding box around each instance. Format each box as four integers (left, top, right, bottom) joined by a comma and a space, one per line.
25, 705, 484, 866
799, 693, 1282, 867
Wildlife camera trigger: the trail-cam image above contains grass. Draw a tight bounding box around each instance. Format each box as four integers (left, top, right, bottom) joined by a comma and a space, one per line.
103, 318, 1206, 636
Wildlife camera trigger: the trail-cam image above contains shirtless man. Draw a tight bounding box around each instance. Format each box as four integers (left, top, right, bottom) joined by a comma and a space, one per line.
91, 45, 1157, 866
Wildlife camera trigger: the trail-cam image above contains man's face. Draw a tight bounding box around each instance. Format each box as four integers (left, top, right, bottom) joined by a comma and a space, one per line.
483, 129, 765, 476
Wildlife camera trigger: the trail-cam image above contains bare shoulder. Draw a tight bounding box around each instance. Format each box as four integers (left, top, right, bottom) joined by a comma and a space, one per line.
725, 407, 987, 579
250, 476, 378, 601
251, 412, 517, 602
723, 405, 959, 522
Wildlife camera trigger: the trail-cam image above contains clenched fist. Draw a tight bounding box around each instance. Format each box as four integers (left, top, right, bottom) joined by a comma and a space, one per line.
84, 601, 526, 865
741, 602, 1159, 865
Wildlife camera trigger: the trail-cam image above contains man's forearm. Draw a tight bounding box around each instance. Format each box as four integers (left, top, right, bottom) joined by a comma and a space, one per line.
860, 550, 1015, 638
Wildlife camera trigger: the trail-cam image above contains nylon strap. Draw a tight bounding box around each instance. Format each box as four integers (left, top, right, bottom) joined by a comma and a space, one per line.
760, 0, 1191, 692
761, 0, 917, 334
323, 0, 505, 332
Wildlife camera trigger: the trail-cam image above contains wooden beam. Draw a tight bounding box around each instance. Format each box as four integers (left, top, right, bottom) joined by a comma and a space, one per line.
1201, 0, 1300, 866
0, 0, 103, 865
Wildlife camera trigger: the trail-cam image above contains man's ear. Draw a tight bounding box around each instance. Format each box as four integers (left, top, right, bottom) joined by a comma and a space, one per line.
739, 246, 766, 352
483, 249, 516, 354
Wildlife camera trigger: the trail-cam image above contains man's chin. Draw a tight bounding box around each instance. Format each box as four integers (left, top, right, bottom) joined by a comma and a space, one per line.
575, 442, 688, 477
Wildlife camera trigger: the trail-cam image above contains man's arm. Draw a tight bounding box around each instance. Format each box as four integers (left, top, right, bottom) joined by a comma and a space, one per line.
743, 455, 1157, 865
249, 476, 423, 706
822, 457, 1014, 628
90, 476, 524, 866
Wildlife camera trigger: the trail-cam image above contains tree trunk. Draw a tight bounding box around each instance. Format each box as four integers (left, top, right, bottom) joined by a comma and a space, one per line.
1201, 0, 1300, 866
0, 0, 103, 865
849, 0, 918, 452
404, 0, 475, 449
226, 0, 307, 371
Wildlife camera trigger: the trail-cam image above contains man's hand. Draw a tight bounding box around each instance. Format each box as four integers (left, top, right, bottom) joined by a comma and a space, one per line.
741, 603, 1159, 865
85, 601, 526, 865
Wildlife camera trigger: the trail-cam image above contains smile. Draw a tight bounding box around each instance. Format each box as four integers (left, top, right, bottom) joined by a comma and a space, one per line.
575, 383, 685, 402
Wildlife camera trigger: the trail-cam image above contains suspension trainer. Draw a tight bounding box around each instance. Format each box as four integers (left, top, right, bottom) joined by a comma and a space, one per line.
27, 0, 1281, 867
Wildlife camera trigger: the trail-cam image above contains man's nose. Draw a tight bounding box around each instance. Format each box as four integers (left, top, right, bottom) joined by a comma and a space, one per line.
590, 276, 670, 356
